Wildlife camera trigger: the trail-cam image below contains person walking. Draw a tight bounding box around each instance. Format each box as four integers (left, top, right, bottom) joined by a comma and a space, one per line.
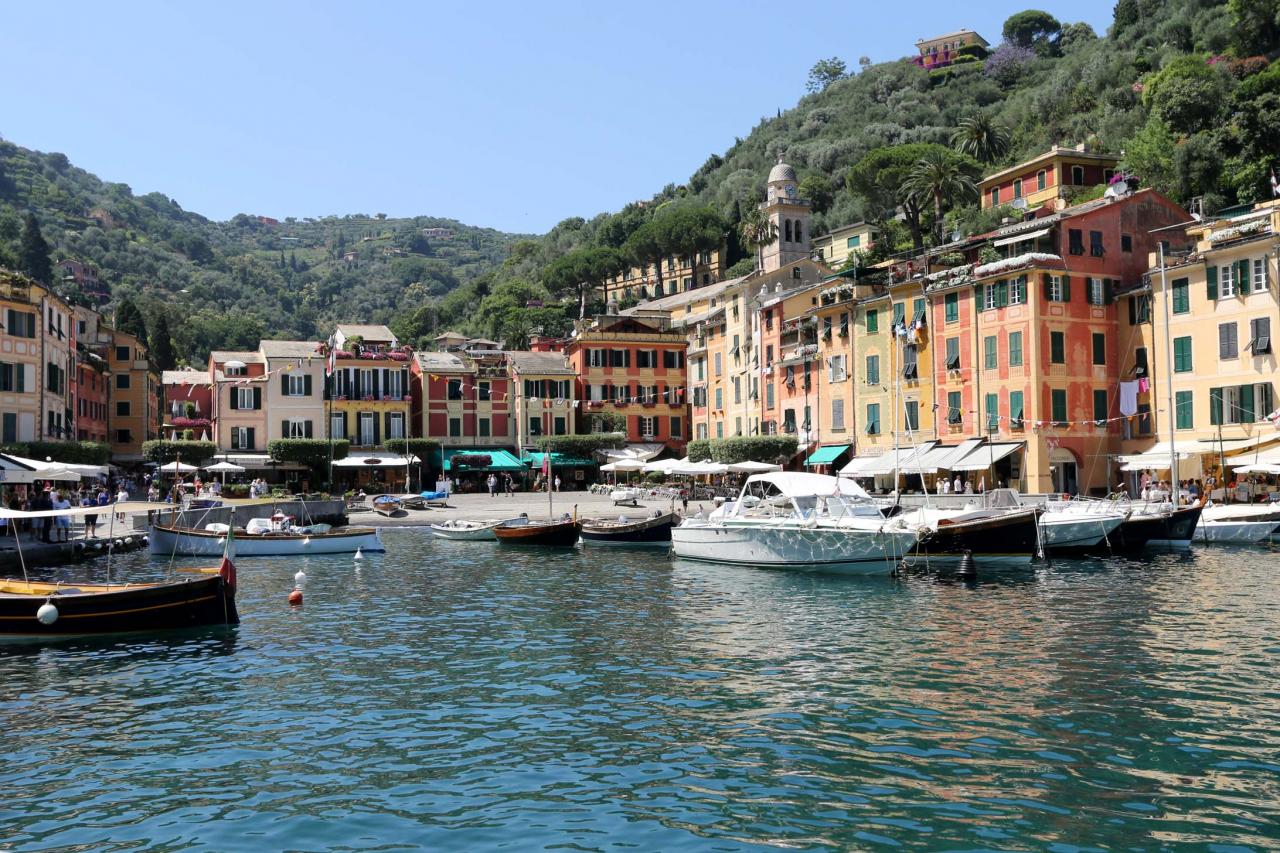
82, 489, 99, 539
36, 487, 54, 543
487, 474, 497, 497
504, 473, 513, 496
554, 475, 561, 493
52, 490, 72, 542
116, 483, 130, 522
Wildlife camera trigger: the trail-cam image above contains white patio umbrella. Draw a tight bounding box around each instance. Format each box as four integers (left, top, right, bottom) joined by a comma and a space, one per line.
38, 466, 82, 482
601, 459, 646, 472
727, 460, 782, 473
158, 461, 198, 473
204, 460, 245, 484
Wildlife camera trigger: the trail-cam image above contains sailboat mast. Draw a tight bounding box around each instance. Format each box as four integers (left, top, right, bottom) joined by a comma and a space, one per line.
1157, 242, 1179, 507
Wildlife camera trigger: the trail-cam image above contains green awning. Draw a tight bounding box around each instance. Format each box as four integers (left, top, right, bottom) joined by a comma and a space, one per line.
805, 444, 851, 466
442, 448, 526, 472
523, 452, 596, 468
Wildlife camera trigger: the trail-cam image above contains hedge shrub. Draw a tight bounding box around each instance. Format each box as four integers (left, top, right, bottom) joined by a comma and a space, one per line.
142, 440, 218, 466
541, 432, 625, 457
1, 441, 111, 465
687, 436, 798, 464
268, 439, 350, 472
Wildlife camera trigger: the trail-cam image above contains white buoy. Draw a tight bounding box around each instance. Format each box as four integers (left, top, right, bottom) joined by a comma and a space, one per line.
303, 537, 311, 546
354, 548, 364, 561
294, 569, 306, 585
123, 536, 133, 546
113, 539, 123, 547
36, 601, 59, 626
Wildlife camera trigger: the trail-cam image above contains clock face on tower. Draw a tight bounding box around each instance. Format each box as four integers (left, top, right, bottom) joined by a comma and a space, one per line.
785, 184, 797, 198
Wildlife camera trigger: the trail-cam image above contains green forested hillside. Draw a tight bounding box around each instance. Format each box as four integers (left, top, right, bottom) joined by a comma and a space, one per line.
3, 0, 1277, 363
0, 141, 526, 361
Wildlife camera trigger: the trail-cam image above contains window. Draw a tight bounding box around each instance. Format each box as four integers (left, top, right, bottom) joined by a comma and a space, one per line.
1089, 231, 1104, 258
947, 391, 962, 425
115, 401, 130, 417
713, 352, 722, 377
478, 417, 491, 437
1173, 336, 1193, 373
1121, 234, 1133, 253
892, 302, 905, 326
116, 429, 133, 445
716, 421, 724, 439
1009, 391, 1024, 427
1009, 275, 1026, 305
637, 416, 655, 439
1137, 403, 1152, 436
1088, 277, 1108, 305
1219, 322, 1239, 360
528, 416, 542, 437
1254, 257, 1269, 291
845, 235, 861, 249
388, 412, 405, 440
902, 345, 918, 380
865, 355, 880, 385
828, 354, 847, 383
904, 400, 920, 432
115, 373, 130, 390
1068, 229, 1084, 255
1050, 331, 1065, 364
1135, 346, 1148, 377
287, 373, 309, 396
2, 412, 14, 443
447, 379, 463, 400
1013, 178, 1023, 199
1171, 278, 1189, 314
115, 345, 130, 361
1093, 389, 1108, 422
358, 413, 376, 445
866, 309, 879, 333
667, 416, 681, 438
714, 387, 722, 409
234, 387, 258, 409
830, 399, 845, 431
984, 335, 997, 370
1249, 317, 1272, 354
765, 382, 775, 408
990, 187, 1000, 206
1051, 389, 1068, 424
286, 419, 312, 438
1092, 332, 1106, 365
330, 413, 346, 439
231, 426, 254, 450
865, 403, 880, 435
636, 349, 657, 368
1046, 274, 1068, 302
944, 292, 958, 323
588, 348, 605, 368
6, 310, 35, 338
662, 350, 684, 369
478, 381, 491, 401
1036, 169, 1047, 191
984, 284, 999, 311
1175, 390, 1193, 430
1219, 264, 1237, 298
1009, 331, 1024, 367
1071, 165, 1084, 185
553, 416, 567, 435
945, 337, 960, 370
609, 349, 630, 368
733, 376, 741, 404
985, 393, 999, 432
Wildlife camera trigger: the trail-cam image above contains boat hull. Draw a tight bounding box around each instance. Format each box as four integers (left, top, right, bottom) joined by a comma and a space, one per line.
1143, 504, 1205, 550
1041, 514, 1126, 552
0, 574, 237, 638
150, 524, 384, 556
580, 514, 676, 546
1194, 519, 1280, 543
493, 520, 582, 547
909, 509, 1041, 566
670, 522, 916, 574
430, 518, 525, 541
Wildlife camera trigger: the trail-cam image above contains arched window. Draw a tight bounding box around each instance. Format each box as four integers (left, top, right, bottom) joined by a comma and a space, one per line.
784, 219, 793, 243
794, 220, 803, 245
654, 281, 664, 297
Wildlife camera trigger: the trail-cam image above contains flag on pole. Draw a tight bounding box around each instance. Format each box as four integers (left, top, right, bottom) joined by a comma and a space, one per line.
325, 335, 337, 376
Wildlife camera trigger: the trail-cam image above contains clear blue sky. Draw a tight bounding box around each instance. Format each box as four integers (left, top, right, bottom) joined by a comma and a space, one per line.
3, 0, 1115, 235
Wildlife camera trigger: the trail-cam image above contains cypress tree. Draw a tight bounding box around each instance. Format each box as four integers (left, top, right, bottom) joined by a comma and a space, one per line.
19, 213, 53, 285
114, 296, 149, 348
150, 313, 177, 370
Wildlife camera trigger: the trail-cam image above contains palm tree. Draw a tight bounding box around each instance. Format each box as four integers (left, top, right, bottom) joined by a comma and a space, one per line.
903, 150, 978, 245
738, 207, 778, 272
950, 114, 1010, 164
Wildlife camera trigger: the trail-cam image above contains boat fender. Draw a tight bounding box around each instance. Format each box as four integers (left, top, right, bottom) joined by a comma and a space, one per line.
141, 535, 149, 545
113, 539, 123, 547
354, 548, 364, 561
956, 551, 977, 578
294, 569, 306, 586
288, 588, 303, 606
36, 600, 59, 626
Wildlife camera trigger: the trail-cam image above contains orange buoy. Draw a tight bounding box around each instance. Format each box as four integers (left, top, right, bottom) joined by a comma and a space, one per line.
288, 588, 303, 606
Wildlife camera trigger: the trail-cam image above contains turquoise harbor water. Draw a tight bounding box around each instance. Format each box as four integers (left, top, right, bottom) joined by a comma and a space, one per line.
2, 531, 1279, 851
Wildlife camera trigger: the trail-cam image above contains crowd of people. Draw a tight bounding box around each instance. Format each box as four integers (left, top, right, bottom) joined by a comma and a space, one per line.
0, 476, 140, 543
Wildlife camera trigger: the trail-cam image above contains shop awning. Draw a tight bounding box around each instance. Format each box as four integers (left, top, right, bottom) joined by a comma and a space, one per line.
805, 444, 850, 466
442, 448, 525, 472
993, 228, 1050, 247
949, 441, 1024, 472
1117, 442, 1198, 472
333, 452, 421, 468
839, 453, 888, 477
523, 452, 596, 469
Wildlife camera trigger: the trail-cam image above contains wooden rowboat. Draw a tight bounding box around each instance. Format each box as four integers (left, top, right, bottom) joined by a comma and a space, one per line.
580, 511, 676, 546
430, 516, 527, 541
0, 565, 238, 639
493, 517, 581, 547
372, 496, 404, 517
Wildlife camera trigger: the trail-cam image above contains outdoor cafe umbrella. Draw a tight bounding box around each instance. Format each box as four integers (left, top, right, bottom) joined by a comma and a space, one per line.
600, 457, 646, 484
727, 460, 782, 473
158, 461, 198, 474
204, 460, 245, 484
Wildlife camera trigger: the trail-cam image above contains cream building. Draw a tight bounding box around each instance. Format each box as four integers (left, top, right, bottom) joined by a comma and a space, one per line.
260, 340, 326, 441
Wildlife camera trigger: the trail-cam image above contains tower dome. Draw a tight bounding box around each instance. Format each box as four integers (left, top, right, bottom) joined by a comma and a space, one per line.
767, 154, 797, 184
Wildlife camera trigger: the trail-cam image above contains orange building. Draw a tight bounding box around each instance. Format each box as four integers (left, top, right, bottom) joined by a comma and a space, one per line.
107, 330, 159, 462
565, 314, 688, 452
979, 145, 1120, 211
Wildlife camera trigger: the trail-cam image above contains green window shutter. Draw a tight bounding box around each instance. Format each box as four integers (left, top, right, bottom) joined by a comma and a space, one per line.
253, 387, 262, 410
975, 284, 984, 311
1240, 383, 1255, 422
984, 335, 997, 369
229, 389, 239, 410
1175, 391, 1193, 430
282, 419, 289, 437
985, 392, 998, 431
304, 375, 313, 396
1093, 389, 1108, 421
1210, 387, 1223, 425
1207, 265, 1217, 300
1104, 278, 1114, 304
1010, 390, 1024, 422
1052, 389, 1067, 422
1061, 275, 1071, 303
281, 374, 288, 395
246, 427, 255, 450
1042, 273, 1053, 301
1240, 260, 1252, 294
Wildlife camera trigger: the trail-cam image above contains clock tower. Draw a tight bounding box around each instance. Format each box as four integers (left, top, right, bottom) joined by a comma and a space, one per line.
760, 154, 811, 273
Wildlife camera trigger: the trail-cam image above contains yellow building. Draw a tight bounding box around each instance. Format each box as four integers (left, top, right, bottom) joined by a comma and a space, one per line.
506, 351, 577, 449
330, 324, 411, 450
106, 329, 158, 462
978, 145, 1120, 211
809, 222, 879, 270
1143, 200, 1280, 472
604, 248, 727, 305
851, 279, 934, 459
802, 276, 858, 464
0, 271, 42, 444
